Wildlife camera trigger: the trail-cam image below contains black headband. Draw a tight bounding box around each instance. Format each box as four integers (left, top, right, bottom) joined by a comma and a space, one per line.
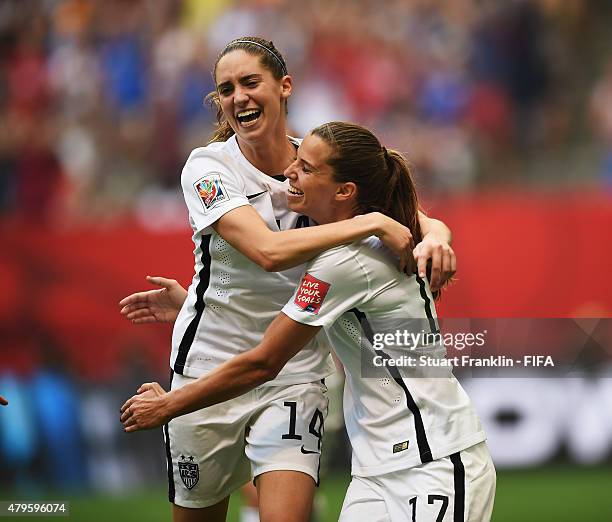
229, 40, 287, 75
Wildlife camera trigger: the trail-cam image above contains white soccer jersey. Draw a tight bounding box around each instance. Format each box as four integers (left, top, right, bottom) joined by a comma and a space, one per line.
171, 135, 334, 385
282, 237, 486, 477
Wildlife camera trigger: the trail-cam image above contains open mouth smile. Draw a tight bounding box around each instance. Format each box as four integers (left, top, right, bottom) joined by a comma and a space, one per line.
236, 108, 261, 127
288, 185, 304, 197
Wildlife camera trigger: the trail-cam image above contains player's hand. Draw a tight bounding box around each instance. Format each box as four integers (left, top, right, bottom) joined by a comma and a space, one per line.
413, 235, 456, 291
372, 213, 415, 274
120, 382, 169, 432
0, 395, 7, 406
119, 276, 188, 324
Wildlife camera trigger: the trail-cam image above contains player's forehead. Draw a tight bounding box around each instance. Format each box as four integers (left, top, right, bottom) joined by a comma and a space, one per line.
215, 50, 271, 84
297, 134, 334, 171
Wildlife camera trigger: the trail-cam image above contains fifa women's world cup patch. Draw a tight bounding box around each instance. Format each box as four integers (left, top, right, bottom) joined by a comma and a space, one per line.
294, 273, 331, 315
194, 174, 229, 211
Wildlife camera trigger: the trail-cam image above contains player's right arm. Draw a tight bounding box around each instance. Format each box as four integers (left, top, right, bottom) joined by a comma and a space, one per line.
118, 206, 410, 324
214, 206, 414, 272
120, 312, 321, 430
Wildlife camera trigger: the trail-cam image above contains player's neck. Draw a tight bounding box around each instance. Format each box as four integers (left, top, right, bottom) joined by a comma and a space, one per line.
237, 129, 295, 176
311, 208, 354, 226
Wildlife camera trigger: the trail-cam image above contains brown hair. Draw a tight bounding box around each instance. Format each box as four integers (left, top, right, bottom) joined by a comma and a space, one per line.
205, 37, 288, 144
311, 121, 422, 244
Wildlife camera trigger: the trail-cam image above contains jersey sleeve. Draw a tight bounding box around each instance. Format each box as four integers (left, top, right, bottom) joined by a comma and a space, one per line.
181, 148, 250, 234
281, 246, 370, 328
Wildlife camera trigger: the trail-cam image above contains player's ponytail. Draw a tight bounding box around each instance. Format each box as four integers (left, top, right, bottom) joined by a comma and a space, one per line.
382, 147, 421, 244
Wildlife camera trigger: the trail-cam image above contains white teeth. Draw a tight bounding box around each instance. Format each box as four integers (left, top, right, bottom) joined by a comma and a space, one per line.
288, 186, 304, 196
237, 109, 260, 118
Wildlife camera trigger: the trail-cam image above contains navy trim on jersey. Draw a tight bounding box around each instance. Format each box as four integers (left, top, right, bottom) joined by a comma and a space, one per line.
174, 234, 212, 374
450, 452, 465, 521
376, 349, 433, 464
415, 274, 439, 333
247, 190, 267, 200
349, 308, 375, 341
349, 308, 433, 464
164, 371, 176, 502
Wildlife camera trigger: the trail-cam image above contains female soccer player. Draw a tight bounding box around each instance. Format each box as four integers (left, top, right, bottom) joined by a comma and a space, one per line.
122, 121, 494, 521
121, 38, 456, 522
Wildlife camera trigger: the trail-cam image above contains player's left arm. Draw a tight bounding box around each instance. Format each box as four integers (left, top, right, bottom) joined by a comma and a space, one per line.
415, 211, 456, 291
120, 314, 320, 432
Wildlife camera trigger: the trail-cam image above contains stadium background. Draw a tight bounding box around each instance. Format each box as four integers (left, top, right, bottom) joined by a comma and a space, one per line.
1, 0, 611, 520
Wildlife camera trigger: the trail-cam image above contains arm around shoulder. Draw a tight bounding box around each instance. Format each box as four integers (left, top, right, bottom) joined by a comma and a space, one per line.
214, 208, 412, 272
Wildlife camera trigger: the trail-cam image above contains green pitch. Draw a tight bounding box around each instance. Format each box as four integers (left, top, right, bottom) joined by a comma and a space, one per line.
5, 466, 612, 521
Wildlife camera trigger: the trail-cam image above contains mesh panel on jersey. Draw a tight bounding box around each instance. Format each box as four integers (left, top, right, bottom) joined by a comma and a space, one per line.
379, 378, 391, 386
216, 237, 230, 250
339, 317, 362, 343
215, 237, 232, 265
219, 271, 231, 284
216, 288, 228, 298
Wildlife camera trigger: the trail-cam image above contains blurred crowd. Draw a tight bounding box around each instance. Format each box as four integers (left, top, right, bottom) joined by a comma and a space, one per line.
0, 0, 610, 229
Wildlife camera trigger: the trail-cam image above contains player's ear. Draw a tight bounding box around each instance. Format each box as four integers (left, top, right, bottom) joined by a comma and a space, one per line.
280, 75, 292, 100
335, 182, 357, 202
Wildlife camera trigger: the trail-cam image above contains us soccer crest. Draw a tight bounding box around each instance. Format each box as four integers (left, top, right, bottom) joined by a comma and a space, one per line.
178, 455, 199, 490
194, 174, 229, 211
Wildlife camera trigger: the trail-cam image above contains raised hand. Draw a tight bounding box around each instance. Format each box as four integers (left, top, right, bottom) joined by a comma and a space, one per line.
119, 276, 188, 324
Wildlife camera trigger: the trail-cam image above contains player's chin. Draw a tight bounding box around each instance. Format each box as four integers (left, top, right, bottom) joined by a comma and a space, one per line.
286, 197, 304, 213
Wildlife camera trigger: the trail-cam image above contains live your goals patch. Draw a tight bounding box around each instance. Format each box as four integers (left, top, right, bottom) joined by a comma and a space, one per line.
294, 273, 331, 315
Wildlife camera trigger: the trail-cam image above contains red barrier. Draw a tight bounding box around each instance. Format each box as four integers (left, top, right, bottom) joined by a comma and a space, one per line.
426, 191, 612, 318
1, 192, 610, 380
